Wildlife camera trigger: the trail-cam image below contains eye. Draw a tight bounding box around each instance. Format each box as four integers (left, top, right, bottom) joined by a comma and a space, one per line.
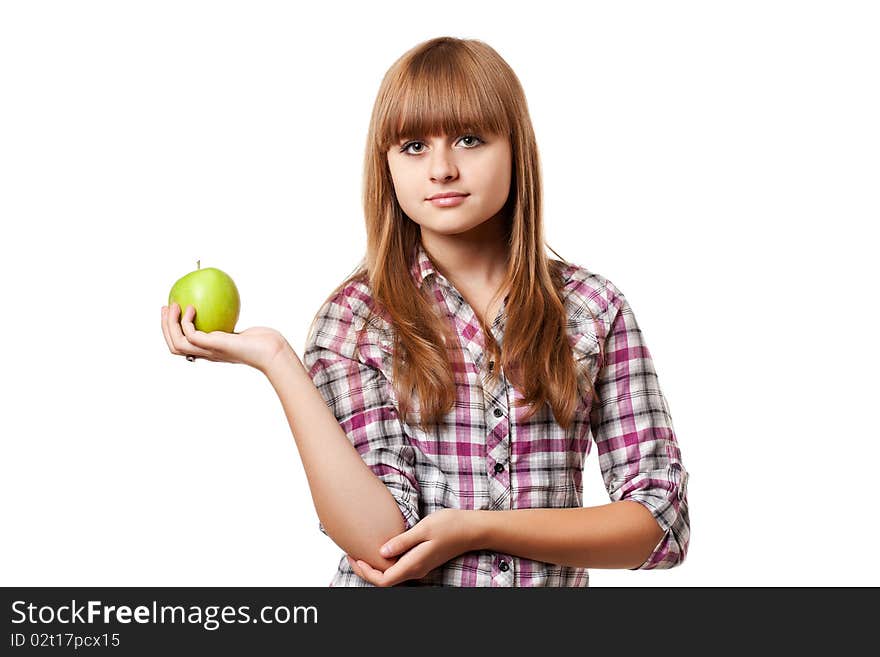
400, 134, 484, 155
400, 141, 425, 155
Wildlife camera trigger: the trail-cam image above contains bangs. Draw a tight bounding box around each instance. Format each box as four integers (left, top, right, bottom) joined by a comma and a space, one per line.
378, 47, 511, 151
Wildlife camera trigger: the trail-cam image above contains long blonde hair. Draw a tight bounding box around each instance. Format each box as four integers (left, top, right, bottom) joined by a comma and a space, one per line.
309, 36, 600, 433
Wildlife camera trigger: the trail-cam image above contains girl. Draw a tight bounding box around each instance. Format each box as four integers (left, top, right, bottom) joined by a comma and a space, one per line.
160, 36, 690, 587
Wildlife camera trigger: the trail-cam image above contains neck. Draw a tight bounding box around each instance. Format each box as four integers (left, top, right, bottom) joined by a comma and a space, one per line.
420, 211, 510, 290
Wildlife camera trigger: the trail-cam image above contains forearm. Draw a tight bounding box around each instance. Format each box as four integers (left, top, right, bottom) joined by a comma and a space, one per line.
262, 343, 404, 570
472, 501, 665, 570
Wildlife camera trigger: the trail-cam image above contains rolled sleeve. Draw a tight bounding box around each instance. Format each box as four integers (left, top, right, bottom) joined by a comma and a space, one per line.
589, 281, 690, 570
303, 292, 422, 537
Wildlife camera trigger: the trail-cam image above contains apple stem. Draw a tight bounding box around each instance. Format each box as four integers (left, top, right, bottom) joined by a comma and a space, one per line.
197, 259, 200, 270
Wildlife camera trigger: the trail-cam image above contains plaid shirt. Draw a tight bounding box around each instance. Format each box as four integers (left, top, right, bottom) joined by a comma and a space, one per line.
303, 243, 690, 586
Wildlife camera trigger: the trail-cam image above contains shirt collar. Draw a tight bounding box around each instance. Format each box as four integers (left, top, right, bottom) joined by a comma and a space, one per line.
411, 240, 577, 294
410, 240, 518, 307
410, 241, 445, 288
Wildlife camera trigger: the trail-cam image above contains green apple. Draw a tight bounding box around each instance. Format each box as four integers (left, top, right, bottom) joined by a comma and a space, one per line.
168, 261, 240, 333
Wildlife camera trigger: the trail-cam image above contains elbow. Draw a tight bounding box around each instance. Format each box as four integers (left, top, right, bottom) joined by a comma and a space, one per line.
628, 528, 688, 570
629, 465, 690, 570
320, 503, 411, 571
623, 499, 690, 570
322, 524, 402, 572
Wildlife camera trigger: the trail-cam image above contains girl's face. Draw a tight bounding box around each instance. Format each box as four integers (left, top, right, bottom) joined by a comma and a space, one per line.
386, 131, 512, 237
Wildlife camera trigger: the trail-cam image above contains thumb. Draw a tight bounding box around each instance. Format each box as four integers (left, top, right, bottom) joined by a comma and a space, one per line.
379, 529, 415, 558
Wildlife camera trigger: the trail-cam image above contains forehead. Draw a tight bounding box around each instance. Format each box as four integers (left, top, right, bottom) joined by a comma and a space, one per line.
394, 130, 481, 143
392, 116, 486, 143
382, 89, 508, 150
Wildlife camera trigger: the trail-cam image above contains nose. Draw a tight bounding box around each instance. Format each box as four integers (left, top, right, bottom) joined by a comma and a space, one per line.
429, 149, 458, 183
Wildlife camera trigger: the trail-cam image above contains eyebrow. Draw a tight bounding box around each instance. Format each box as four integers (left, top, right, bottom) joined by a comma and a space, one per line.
397, 131, 483, 144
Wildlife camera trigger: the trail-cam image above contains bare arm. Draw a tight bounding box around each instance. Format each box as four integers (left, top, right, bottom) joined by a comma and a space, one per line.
348, 502, 664, 586
162, 302, 408, 571
471, 501, 665, 570
262, 343, 406, 571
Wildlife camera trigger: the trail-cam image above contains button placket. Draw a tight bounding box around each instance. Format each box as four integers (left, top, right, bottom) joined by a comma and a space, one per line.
486, 386, 510, 513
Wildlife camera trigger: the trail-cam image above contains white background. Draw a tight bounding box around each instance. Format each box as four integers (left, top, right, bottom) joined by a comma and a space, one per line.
1, 1, 877, 587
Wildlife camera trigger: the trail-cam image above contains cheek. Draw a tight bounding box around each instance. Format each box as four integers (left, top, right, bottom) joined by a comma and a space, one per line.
387, 158, 406, 190
388, 165, 414, 196
484, 164, 511, 198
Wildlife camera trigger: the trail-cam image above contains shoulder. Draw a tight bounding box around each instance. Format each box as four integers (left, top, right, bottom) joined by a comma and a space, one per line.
306, 275, 392, 362
552, 259, 627, 329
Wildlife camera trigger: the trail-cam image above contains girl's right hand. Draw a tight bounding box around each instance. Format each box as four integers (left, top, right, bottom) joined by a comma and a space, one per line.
161, 302, 292, 374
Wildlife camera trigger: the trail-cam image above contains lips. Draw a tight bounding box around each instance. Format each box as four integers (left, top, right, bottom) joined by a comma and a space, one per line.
428, 194, 469, 208
427, 192, 468, 200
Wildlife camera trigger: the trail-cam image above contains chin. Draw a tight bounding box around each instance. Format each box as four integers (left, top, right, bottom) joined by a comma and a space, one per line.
421, 220, 484, 236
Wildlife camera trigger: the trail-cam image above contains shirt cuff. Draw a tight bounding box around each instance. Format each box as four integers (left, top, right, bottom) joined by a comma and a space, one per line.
623, 466, 689, 570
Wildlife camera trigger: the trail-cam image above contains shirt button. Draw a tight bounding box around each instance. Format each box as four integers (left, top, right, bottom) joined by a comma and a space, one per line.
494, 463, 504, 473
499, 561, 509, 572
493, 408, 503, 418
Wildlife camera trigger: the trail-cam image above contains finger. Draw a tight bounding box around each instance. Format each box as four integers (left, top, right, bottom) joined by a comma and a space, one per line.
379, 537, 404, 558
355, 560, 387, 587
368, 559, 413, 587
160, 306, 179, 355
168, 303, 214, 360
178, 305, 218, 359
347, 556, 372, 584
179, 305, 234, 353
374, 540, 435, 586
162, 305, 192, 357
379, 525, 418, 558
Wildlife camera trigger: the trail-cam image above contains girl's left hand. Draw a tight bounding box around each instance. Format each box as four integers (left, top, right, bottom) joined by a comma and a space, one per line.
346, 509, 480, 587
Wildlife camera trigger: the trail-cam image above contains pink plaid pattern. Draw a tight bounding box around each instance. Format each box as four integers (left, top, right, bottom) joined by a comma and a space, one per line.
304, 242, 690, 586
